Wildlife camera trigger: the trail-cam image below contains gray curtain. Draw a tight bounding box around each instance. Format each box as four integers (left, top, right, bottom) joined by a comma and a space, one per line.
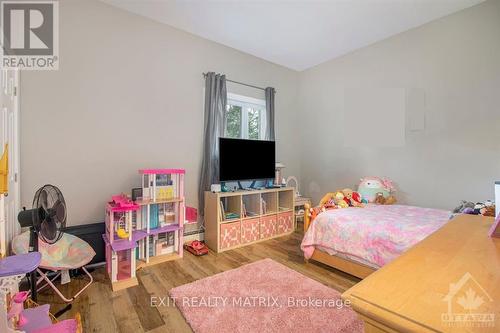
199, 72, 227, 216
265, 87, 276, 141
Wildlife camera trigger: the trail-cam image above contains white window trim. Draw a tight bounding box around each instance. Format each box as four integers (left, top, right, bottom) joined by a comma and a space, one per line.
227, 93, 266, 140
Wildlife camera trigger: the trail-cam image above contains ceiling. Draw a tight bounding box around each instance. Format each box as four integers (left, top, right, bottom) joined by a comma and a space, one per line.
101, 0, 484, 71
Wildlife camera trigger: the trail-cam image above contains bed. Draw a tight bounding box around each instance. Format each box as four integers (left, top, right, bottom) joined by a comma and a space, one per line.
301, 204, 450, 278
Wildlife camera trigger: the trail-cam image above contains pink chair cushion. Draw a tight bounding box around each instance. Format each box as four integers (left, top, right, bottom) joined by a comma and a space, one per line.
12, 231, 95, 270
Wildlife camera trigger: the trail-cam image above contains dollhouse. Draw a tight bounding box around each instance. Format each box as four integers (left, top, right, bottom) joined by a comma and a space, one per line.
103, 169, 185, 291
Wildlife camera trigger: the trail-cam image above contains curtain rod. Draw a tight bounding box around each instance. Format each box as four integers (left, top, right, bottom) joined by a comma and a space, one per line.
203, 72, 274, 92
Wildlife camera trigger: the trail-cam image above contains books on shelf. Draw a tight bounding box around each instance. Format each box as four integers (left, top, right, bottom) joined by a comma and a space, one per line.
224, 212, 239, 220
219, 200, 225, 221
260, 198, 267, 214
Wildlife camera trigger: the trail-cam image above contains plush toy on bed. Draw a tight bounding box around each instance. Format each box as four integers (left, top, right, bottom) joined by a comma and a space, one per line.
358, 176, 396, 203
374, 192, 397, 205
342, 188, 364, 207
318, 192, 337, 209
334, 191, 349, 208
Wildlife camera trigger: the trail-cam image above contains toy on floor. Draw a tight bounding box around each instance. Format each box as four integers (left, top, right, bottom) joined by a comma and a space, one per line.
184, 240, 209, 256
104, 169, 186, 291
358, 176, 395, 203
0, 252, 82, 333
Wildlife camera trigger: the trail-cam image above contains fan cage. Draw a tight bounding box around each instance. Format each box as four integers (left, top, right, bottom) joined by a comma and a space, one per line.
32, 184, 67, 244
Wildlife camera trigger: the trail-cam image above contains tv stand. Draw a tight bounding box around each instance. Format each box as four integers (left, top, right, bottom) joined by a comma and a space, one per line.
204, 187, 295, 252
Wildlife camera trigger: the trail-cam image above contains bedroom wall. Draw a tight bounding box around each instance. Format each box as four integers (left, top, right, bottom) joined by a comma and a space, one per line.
20, 0, 300, 226
298, 0, 500, 209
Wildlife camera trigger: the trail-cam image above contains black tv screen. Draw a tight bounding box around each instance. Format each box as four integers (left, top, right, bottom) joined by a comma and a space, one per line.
219, 138, 275, 182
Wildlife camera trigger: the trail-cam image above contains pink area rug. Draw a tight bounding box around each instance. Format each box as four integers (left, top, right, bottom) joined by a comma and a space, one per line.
169, 258, 363, 333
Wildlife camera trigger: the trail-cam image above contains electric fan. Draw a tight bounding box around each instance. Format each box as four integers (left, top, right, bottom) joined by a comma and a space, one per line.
17, 184, 67, 300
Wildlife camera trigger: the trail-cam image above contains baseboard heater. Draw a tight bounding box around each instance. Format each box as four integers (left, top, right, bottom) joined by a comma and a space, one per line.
64, 222, 205, 269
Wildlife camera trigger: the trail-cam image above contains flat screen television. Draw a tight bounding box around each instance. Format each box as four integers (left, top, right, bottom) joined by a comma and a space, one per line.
219, 137, 275, 182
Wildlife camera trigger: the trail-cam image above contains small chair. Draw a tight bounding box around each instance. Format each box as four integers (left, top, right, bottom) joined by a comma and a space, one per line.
12, 231, 95, 303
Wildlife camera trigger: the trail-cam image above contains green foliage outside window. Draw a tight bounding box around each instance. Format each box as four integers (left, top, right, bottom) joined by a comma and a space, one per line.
226, 104, 242, 138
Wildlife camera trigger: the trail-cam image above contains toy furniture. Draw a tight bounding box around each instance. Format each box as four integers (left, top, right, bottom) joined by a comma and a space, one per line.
103, 169, 185, 291
342, 214, 500, 333
0, 252, 82, 333
204, 187, 294, 252
294, 196, 311, 227
11, 231, 95, 303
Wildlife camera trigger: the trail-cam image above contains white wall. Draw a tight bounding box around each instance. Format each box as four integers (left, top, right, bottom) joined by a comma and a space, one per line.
20, 0, 300, 226
21, 0, 500, 225
298, 0, 500, 209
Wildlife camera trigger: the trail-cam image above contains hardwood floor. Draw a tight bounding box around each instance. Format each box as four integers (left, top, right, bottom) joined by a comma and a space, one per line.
37, 227, 360, 332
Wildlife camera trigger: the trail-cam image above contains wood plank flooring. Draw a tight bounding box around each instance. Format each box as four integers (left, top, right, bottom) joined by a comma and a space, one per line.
37, 227, 360, 332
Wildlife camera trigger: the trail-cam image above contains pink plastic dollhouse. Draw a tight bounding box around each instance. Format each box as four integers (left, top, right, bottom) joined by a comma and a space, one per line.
103, 169, 185, 291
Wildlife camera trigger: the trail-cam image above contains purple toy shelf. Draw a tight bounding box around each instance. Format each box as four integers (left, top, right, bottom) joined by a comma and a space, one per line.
147, 223, 182, 236
102, 232, 146, 252
0, 252, 41, 277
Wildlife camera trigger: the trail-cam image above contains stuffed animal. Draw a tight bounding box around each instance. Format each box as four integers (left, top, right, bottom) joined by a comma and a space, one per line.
480, 205, 495, 217
331, 191, 347, 208
452, 200, 495, 216
351, 191, 364, 207
374, 192, 386, 205
309, 207, 321, 221
333, 191, 349, 208
452, 200, 475, 214
358, 176, 395, 203
319, 192, 336, 208
342, 188, 353, 206
343, 188, 364, 207
384, 195, 397, 205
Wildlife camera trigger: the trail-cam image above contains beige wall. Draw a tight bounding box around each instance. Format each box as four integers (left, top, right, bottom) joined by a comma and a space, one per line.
20, 0, 300, 225
298, 0, 500, 209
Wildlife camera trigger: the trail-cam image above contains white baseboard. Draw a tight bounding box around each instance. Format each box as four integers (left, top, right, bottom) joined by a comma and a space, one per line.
183, 231, 204, 243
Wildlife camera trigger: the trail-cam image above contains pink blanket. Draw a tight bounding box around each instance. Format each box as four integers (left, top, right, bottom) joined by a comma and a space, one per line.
301, 204, 450, 268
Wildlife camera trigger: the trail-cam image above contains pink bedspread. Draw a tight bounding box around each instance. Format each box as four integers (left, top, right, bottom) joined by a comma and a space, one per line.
301, 204, 450, 268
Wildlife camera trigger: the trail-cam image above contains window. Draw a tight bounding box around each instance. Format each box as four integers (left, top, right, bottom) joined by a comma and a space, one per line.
225, 93, 266, 140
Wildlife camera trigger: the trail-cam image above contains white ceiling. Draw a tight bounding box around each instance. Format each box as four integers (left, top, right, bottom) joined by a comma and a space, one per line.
101, 0, 485, 71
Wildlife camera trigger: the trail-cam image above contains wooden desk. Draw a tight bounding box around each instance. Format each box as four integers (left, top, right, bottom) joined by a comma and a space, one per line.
342, 214, 500, 333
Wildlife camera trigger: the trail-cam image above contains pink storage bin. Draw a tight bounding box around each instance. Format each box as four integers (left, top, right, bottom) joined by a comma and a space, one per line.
241, 218, 260, 244
277, 212, 293, 234
220, 221, 240, 249
260, 215, 277, 239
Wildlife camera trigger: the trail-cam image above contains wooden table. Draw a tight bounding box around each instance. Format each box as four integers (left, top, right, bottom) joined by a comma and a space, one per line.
342, 214, 500, 333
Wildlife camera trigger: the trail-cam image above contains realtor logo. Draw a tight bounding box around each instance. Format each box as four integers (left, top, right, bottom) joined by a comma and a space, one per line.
1, 1, 59, 70
442, 272, 495, 328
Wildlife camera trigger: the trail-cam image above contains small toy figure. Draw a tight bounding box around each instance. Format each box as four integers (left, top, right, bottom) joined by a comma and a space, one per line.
184, 240, 209, 256
374, 192, 386, 205
116, 228, 129, 239
7, 291, 28, 327
351, 191, 364, 207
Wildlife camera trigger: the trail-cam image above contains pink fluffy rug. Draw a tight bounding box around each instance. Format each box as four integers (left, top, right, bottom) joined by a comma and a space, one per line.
169, 258, 363, 333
